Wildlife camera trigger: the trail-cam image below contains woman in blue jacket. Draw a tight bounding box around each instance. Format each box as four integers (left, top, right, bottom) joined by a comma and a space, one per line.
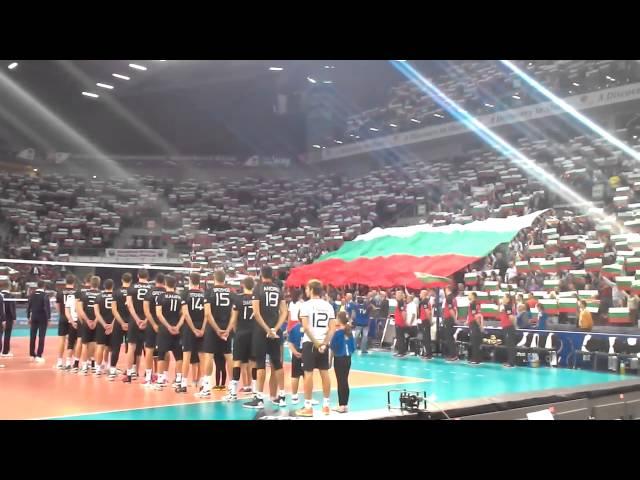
331, 311, 356, 413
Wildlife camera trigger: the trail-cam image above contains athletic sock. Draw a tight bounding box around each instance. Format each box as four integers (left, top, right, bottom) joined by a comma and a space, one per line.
279, 389, 286, 398
176, 373, 183, 383
145, 369, 152, 382
110, 367, 116, 375
158, 373, 165, 384
304, 399, 313, 409
82, 361, 88, 371
251, 379, 257, 393
181, 378, 188, 388
56, 358, 63, 367
202, 376, 211, 391
323, 397, 330, 407
229, 380, 238, 395
65, 357, 72, 367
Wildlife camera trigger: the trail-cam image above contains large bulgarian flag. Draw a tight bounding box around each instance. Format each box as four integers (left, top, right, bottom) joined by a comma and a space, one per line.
286, 210, 548, 288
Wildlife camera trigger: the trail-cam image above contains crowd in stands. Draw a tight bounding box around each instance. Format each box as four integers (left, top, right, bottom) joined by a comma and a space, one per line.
338, 60, 640, 143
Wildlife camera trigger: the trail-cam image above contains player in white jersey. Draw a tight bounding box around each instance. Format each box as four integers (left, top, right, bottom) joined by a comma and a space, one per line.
296, 279, 336, 417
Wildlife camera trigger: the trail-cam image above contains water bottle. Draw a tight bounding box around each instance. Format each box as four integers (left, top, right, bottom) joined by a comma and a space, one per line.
620, 361, 626, 375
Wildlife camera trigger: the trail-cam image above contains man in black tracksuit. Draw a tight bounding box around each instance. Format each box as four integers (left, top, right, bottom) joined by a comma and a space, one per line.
0, 280, 16, 356
27, 280, 51, 361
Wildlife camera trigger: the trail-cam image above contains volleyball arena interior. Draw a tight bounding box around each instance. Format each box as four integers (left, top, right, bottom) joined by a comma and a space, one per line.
2, 60, 640, 420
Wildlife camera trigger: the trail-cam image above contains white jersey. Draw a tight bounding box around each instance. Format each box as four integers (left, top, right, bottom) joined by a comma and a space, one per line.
65, 294, 78, 322
289, 300, 303, 322
300, 298, 335, 343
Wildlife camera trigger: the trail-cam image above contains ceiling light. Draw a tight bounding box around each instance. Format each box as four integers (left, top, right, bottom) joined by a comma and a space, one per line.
389, 123, 398, 127
528, 62, 533, 66
354, 135, 360, 139
433, 113, 444, 118
349, 134, 355, 137
568, 90, 573, 94
96, 83, 114, 89
634, 135, 638, 139
269, 67, 283, 71
7, 62, 18, 70
112, 73, 130, 80
312, 144, 321, 149
512, 94, 521, 100
335, 140, 343, 144
572, 82, 580, 87
92, 175, 97, 179
307, 77, 317, 84
484, 103, 495, 108
606, 75, 616, 82
410, 118, 421, 123
155, 60, 167, 62
369, 127, 379, 132
82, 92, 99, 98
129, 63, 147, 71
323, 80, 333, 84
33, 168, 38, 172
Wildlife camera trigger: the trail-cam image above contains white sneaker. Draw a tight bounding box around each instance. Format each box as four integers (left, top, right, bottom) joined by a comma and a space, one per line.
0, 353, 12, 358
311, 399, 319, 406
36, 357, 45, 364
291, 395, 299, 404
223, 393, 238, 402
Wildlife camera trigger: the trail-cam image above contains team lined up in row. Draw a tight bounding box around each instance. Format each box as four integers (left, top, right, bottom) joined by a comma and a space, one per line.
54, 266, 350, 416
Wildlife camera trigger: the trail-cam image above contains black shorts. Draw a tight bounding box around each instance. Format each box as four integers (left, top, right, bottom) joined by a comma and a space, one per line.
203, 325, 232, 355
67, 321, 80, 349
58, 319, 69, 336
302, 342, 330, 371
233, 330, 253, 363
144, 324, 158, 350
157, 329, 183, 361
81, 321, 97, 344
95, 322, 113, 346
181, 325, 204, 356
291, 356, 304, 378
252, 330, 282, 370
127, 318, 145, 346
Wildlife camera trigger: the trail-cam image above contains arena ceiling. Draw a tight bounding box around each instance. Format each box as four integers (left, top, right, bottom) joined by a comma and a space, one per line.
0, 60, 421, 159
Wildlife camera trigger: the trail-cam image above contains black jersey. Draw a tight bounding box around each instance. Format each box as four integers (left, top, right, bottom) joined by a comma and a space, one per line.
113, 288, 128, 320
127, 282, 151, 318
158, 291, 184, 327
96, 291, 115, 323
232, 293, 254, 333
79, 288, 100, 321
182, 289, 207, 329
56, 287, 77, 322
251, 281, 282, 328
207, 285, 234, 329
145, 286, 166, 321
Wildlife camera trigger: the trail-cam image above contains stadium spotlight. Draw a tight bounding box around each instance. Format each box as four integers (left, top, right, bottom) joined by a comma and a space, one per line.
8, 62, 18, 70
307, 77, 317, 84
500, 59, 640, 163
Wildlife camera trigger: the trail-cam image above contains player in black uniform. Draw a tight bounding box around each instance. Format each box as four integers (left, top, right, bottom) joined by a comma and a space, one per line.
142, 273, 166, 387
0, 279, 16, 358
197, 270, 235, 398
154, 275, 184, 390
176, 272, 208, 393
54, 274, 77, 370
93, 279, 115, 376
123, 269, 151, 383
243, 266, 288, 409
109, 272, 132, 380
77, 276, 101, 375
224, 276, 255, 402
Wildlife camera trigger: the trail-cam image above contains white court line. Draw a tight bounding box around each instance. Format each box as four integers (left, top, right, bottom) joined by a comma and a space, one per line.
35, 378, 430, 420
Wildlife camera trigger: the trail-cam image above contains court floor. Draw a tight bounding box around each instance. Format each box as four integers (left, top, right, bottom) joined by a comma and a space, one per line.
0, 329, 626, 420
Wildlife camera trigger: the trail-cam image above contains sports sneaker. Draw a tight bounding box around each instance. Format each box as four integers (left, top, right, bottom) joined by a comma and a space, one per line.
0, 352, 13, 358
223, 393, 238, 402
445, 356, 459, 362
35, 356, 46, 364
502, 363, 515, 368
108, 373, 117, 381
142, 380, 154, 388
94, 369, 102, 376
214, 385, 226, 391
322, 406, 330, 416
333, 406, 348, 414
295, 407, 313, 417
63, 365, 72, 371
172, 379, 180, 388
311, 399, 319, 406
243, 396, 264, 409
195, 388, 211, 398
175, 385, 188, 394
56, 363, 65, 370
469, 361, 480, 365
131, 372, 138, 380
278, 395, 287, 407
71, 366, 79, 373
122, 375, 132, 383
241, 386, 252, 393
80, 368, 89, 376
291, 395, 299, 404
154, 381, 167, 391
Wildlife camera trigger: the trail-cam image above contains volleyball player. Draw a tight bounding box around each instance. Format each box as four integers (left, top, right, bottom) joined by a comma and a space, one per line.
176, 272, 207, 393
295, 279, 336, 417
109, 272, 132, 380
442, 285, 459, 361
243, 266, 288, 409
77, 276, 101, 375
154, 275, 184, 390
224, 276, 255, 402
93, 279, 115, 376
55, 274, 77, 370
69, 275, 91, 372
142, 273, 166, 387
198, 270, 234, 398
123, 269, 151, 383
467, 291, 483, 365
